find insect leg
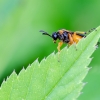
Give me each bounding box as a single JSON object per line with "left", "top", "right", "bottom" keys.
{"left": 88, "top": 28, "right": 96, "bottom": 32}
{"left": 96, "top": 40, "right": 100, "bottom": 48}
{"left": 76, "top": 33, "right": 86, "bottom": 37}
{"left": 68, "top": 33, "right": 77, "bottom": 50}
{"left": 73, "top": 43, "right": 77, "bottom": 51}
{"left": 86, "top": 28, "right": 96, "bottom": 34}
{"left": 57, "top": 41, "right": 63, "bottom": 52}
{"left": 68, "top": 33, "right": 74, "bottom": 45}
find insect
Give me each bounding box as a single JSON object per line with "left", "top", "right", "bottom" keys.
{"left": 40, "top": 28, "right": 95, "bottom": 52}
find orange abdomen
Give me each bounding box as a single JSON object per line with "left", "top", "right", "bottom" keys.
{"left": 72, "top": 33, "right": 82, "bottom": 43}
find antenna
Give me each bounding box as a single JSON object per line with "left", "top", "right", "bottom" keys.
{"left": 40, "top": 30, "right": 52, "bottom": 38}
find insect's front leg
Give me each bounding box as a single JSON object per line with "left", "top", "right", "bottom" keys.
{"left": 57, "top": 41, "right": 63, "bottom": 52}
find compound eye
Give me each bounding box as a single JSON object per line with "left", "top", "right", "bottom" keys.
{"left": 52, "top": 32, "right": 58, "bottom": 40}
{"left": 54, "top": 34, "right": 57, "bottom": 38}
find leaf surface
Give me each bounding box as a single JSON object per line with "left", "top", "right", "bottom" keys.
{"left": 0, "top": 26, "right": 100, "bottom": 100}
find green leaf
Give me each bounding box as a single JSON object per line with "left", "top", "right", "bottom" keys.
{"left": 0, "top": 26, "right": 100, "bottom": 100}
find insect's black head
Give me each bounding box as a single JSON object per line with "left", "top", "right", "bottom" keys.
{"left": 52, "top": 32, "right": 58, "bottom": 43}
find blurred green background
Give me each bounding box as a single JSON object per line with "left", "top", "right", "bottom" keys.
{"left": 0, "top": 0, "right": 100, "bottom": 100}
